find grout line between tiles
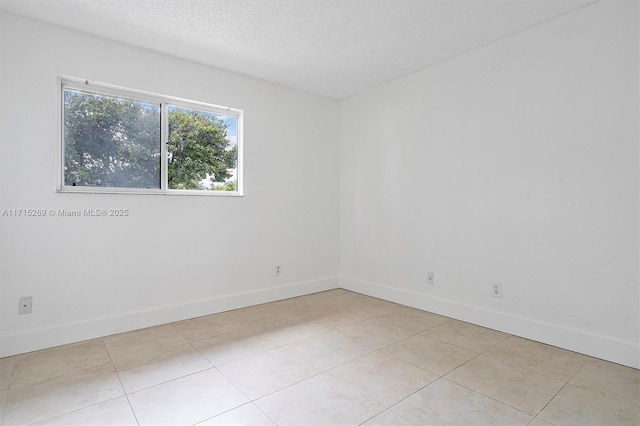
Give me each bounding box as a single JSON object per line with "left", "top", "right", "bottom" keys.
{"left": 479, "top": 348, "right": 589, "bottom": 384}
{"left": 254, "top": 401, "right": 280, "bottom": 426}
{"left": 7, "top": 360, "right": 115, "bottom": 391}
{"left": 356, "top": 405, "right": 388, "bottom": 426}
{"left": 432, "top": 351, "right": 544, "bottom": 416}
{"left": 1, "top": 357, "right": 14, "bottom": 420}
{"left": 529, "top": 413, "right": 559, "bottom": 426}
{"left": 565, "top": 359, "right": 590, "bottom": 384}
{"left": 25, "top": 395, "right": 131, "bottom": 426}
{"left": 105, "top": 337, "right": 141, "bottom": 426}
{"left": 438, "top": 374, "right": 537, "bottom": 421}
{"left": 535, "top": 381, "right": 570, "bottom": 422}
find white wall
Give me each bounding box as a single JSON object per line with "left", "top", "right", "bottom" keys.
{"left": 340, "top": 0, "right": 639, "bottom": 368}
{"left": 0, "top": 11, "right": 340, "bottom": 357}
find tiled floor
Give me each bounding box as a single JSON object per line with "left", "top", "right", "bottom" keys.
{"left": 0, "top": 289, "right": 638, "bottom": 425}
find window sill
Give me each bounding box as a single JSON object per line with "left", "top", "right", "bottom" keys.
{"left": 57, "top": 187, "right": 244, "bottom": 197}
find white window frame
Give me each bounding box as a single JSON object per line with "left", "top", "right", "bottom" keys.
{"left": 57, "top": 77, "right": 243, "bottom": 196}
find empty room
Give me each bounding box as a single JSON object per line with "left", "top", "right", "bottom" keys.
{"left": 0, "top": 0, "right": 638, "bottom": 425}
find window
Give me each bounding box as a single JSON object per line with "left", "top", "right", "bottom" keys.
{"left": 59, "top": 79, "right": 242, "bottom": 195}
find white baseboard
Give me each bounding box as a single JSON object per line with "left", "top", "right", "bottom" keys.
{"left": 4, "top": 275, "right": 637, "bottom": 369}
{"left": 340, "top": 276, "right": 640, "bottom": 369}
{"left": 0, "top": 277, "right": 338, "bottom": 358}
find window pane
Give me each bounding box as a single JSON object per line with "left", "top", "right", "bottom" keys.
{"left": 63, "top": 89, "right": 161, "bottom": 188}
{"left": 167, "top": 106, "right": 238, "bottom": 191}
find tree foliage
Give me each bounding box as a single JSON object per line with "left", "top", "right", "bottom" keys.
{"left": 64, "top": 90, "right": 237, "bottom": 190}
{"left": 64, "top": 91, "right": 160, "bottom": 188}
{"left": 167, "top": 107, "right": 237, "bottom": 190}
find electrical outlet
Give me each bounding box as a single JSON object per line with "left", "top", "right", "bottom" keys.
{"left": 427, "top": 271, "right": 434, "bottom": 285}
{"left": 19, "top": 296, "right": 32, "bottom": 314}
{"left": 491, "top": 283, "right": 503, "bottom": 298}
{"left": 275, "top": 264, "right": 282, "bottom": 276}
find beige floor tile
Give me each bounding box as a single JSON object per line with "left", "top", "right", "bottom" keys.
{"left": 569, "top": 359, "right": 640, "bottom": 407}
{"left": 320, "top": 291, "right": 403, "bottom": 318}
{"left": 115, "top": 343, "right": 212, "bottom": 393}
{"left": 2, "top": 364, "right": 124, "bottom": 425}
{"left": 337, "top": 307, "right": 445, "bottom": 345}
{"left": 0, "top": 389, "right": 7, "bottom": 425}
{"left": 327, "top": 351, "right": 438, "bottom": 406}
{"left": 9, "top": 340, "right": 111, "bottom": 388}
{"left": 290, "top": 331, "right": 374, "bottom": 370}
{"left": 445, "top": 356, "right": 564, "bottom": 415}
{"left": 294, "top": 291, "right": 341, "bottom": 311}
{"left": 255, "top": 373, "right": 386, "bottom": 425}
{"left": 0, "top": 357, "right": 15, "bottom": 391}
{"left": 345, "top": 298, "right": 404, "bottom": 319}
{"left": 361, "top": 410, "right": 414, "bottom": 426}
{"left": 263, "top": 295, "right": 309, "bottom": 310}
{"left": 392, "top": 378, "right": 533, "bottom": 425}
{"left": 484, "top": 337, "right": 589, "bottom": 382}
{"left": 197, "top": 403, "right": 276, "bottom": 425}
{"left": 104, "top": 325, "right": 188, "bottom": 365}
{"left": 539, "top": 384, "right": 640, "bottom": 425}
{"left": 229, "top": 300, "right": 304, "bottom": 329}
{"left": 172, "top": 311, "right": 249, "bottom": 342}
{"left": 382, "top": 333, "right": 477, "bottom": 375}
{"left": 304, "top": 307, "right": 370, "bottom": 330}
{"left": 528, "top": 418, "right": 555, "bottom": 426}
{"left": 309, "top": 289, "right": 373, "bottom": 309}
{"left": 424, "top": 320, "right": 508, "bottom": 353}
{"left": 34, "top": 396, "right": 137, "bottom": 425}
{"left": 217, "top": 345, "right": 325, "bottom": 399}
{"left": 303, "top": 306, "right": 345, "bottom": 321}
{"left": 337, "top": 317, "right": 419, "bottom": 349}
{"left": 378, "top": 307, "right": 450, "bottom": 332}
{"left": 6, "top": 290, "right": 635, "bottom": 426}
{"left": 251, "top": 315, "right": 329, "bottom": 345}
{"left": 192, "top": 329, "right": 280, "bottom": 366}
{"left": 221, "top": 331, "right": 372, "bottom": 399}
{"left": 128, "top": 368, "right": 248, "bottom": 426}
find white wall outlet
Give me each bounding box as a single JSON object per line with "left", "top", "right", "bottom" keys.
{"left": 491, "top": 283, "right": 503, "bottom": 298}
{"left": 275, "top": 264, "right": 282, "bottom": 276}
{"left": 19, "top": 296, "right": 32, "bottom": 314}
{"left": 427, "top": 271, "right": 435, "bottom": 285}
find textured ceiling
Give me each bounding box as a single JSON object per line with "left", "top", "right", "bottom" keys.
{"left": 0, "top": 0, "right": 598, "bottom": 99}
